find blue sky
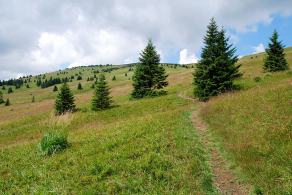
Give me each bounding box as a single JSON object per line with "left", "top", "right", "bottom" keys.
{"left": 165, "top": 13, "right": 292, "bottom": 63}
{"left": 236, "top": 14, "right": 292, "bottom": 56}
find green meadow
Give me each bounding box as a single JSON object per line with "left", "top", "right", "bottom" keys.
{"left": 0, "top": 48, "right": 291, "bottom": 194}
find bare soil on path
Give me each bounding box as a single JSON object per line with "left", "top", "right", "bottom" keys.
{"left": 178, "top": 93, "right": 250, "bottom": 194}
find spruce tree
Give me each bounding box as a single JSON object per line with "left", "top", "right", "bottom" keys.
{"left": 7, "top": 87, "right": 13, "bottom": 94}
{"left": 5, "top": 98, "right": 10, "bottom": 106}
{"left": 32, "top": 96, "right": 35, "bottom": 103}
{"left": 77, "top": 75, "right": 82, "bottom": 80}
{"left": 264, "top": 30, "right": 288, "bottom": 72}
{"left": 92, "top": 74, "right": 112, "bottom": 110}
{"left": 0, "top": 91, "right": 4, "bottom": 104}
{"left": 77, "top": 82, "right": 82, "bottom": 90}
{"left": 112, "top": 75, "right": 116, "bottom": 81}
{"left": 131, "top": 40, "right": 168, "bottom": 98}
{"left": 193, "top": 18, "right": 241, "bottom": 101}
{"left": 53, "top": 85, "right": 58, "bottom": 92}
{"left": 55, "top": 83, "right": 75, "bottom": 115}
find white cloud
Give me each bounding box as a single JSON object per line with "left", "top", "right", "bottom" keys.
{"left": 179, "top": 49, "right": 198, "bottom": 64}
{"left": 20, "top": 29, "right": 145, "bottom": 72}
{"left": 253, "top": 43, "right": 265, "bottom": 54}
{"left": 0, "top": 0, "right": 292, "bottom": 79}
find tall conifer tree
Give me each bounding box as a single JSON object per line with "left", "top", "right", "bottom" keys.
{"left": 77, "top": 82, "right": 82, "bottom": 90}
{"left": 32, "top": 96, "right": 35, "bottom": 103}
{"left": 53, "top": 85, "right": 58, "bottom": 92}
{"left": 7, "top": 87, "right": 13, "bottom": 94}
{"left": 5, "top": 98, "right": 10, "bottom": 106}
{"left": 264, "top": 30, "right": 288, "bottom": 72}
{"left": 55, "top": 83, "right": 75, "bottom": 115}
{"left": 193, "top": 18, "right": 241, "bottom": 101}
{"left": 0, "top": 91, "right": 4, "bottom": 104}
{"left": 131, "top": 40, "right": 168, "bottom": 98}
{"left": 92, "top": 74, "right": 112, "bottom": 110}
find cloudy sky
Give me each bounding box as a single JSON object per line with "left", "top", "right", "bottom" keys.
{"left": 0, "top": 0, "right": 292, "bottom": 80}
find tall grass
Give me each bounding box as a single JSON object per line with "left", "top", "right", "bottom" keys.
{"left": 201, "top": 75, "right": 292, "bottom": 194}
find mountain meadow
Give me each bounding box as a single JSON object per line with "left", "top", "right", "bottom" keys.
{"left": 0, "top": 47, "right": 291, "bottom": 194}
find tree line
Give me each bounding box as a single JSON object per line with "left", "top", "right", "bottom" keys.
{"left": 1, "top": 18, "right": 289, "bottom": 108}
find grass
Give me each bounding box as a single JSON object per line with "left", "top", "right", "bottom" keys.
{"left": 201, "top": 71, "right": 292, "bottom": 194}
{"left": 0, "top": 92, "right": 215, "bottom": 193}
{"left": 38, "top": 131, "right": 69, "bottom": 156}
{"left": 0, "top": 47, "right": 291, "bottom": 193}
{"left": 0, "top": 65, "right": 216, "bottom": 193}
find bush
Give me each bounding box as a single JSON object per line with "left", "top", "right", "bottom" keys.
{"left": 5, "top": 98, "right": 10, "bottom": 106}
{"left": 253, "top": 76, "right": 262, "bottom": 82}
{"left": 7, "top": 87, "right": 13, "bottom": 94}
{"left": 38, "top": 132, "right": 69, "bottom": 156}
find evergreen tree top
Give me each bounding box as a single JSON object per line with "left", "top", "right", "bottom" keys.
{"left": 55, "top": 82, "right": 75, "bottom": 115}
{"left": 92, "top": 74, "right": 112, "bottom": 110}
{"left": 266, "top": 30, "right": 285, "bottom": 54}
{"left": 264, "top": 30, "right": 288, "bottom": 72}
{"left": 194, "top": 17, "right": 241, "bottom": 101}
{"left": 139, "top": 39, "right": 160, "bottom": 65}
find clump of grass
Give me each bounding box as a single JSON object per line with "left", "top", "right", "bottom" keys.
{"left": 38, "top": 131, "right": 69, "bottom": 156}
{"left": 253, "top": 186, "right": 264, "bottom": 195}
{"left": 253, "top": 76, "right": 262, "bottom": 82}
{"left": 264, "top": 73, "right": 272, "bottom": 77}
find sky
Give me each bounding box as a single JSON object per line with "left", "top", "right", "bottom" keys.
{"left": 0, "top": 0, "right": 292, "bottom": 80}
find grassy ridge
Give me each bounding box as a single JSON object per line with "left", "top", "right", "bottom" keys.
{"left": 201, "top": 72, "right": 292, "bottom": 194}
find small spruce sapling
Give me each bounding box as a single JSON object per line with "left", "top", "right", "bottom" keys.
{"left": 5, "top": 98, "right": 10, "bottom": 106}
{"left": 92, "top": 74, "right": 112, "bottom": 110}
{"left": 55, "top": 83, "right": 76, "bottom": 115}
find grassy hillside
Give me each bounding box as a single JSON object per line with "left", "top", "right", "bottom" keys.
{"left": 0, "top": 47, "right": 291, "bottom": 193}
{"left": 201, "top": 49, "right": 292, "bottom": 194}
{"left": 1, "top": 65, "right": 217, "bottom": 194}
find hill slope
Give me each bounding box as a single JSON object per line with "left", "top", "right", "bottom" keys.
{"left": 201, "top": 48, "right": 292, "bottom": 194}
{"left": 0, "top": 48, "right": 291, "bottom": 193}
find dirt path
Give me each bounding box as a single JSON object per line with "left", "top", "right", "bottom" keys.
{"left": 178, "top": 93, "right": 250, "bottom": 194}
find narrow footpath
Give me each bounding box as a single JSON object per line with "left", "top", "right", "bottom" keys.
{"left": 178, "top": 93, "right": 250, "bottom": 194}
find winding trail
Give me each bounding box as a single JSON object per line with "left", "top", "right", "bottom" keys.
{"left": 178, "top": 92, "right": 250, "bottom": 194}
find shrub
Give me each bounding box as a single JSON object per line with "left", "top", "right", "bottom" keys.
{"left": 5, "top": 98, "right": 10, "bottom": 106}
{"left": 77, "top": 75, "right": 82, "bottom": 80}
{"left": 253, "top": 76, "right": 262, "bottom": 82}
{"left": 77, "top": 82, "right": 83, "bottom": 90}
{"left": 0, "top": 91, "right": 4, "bottom": 104}
{"left": 53, "top": 85, "right": 58, "bottom": 92}
{"left": 7, "top": 87, "right": 13, "bottom": 94}
{"left": 38, "top": 132, "right": 69, "bottom": 156}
